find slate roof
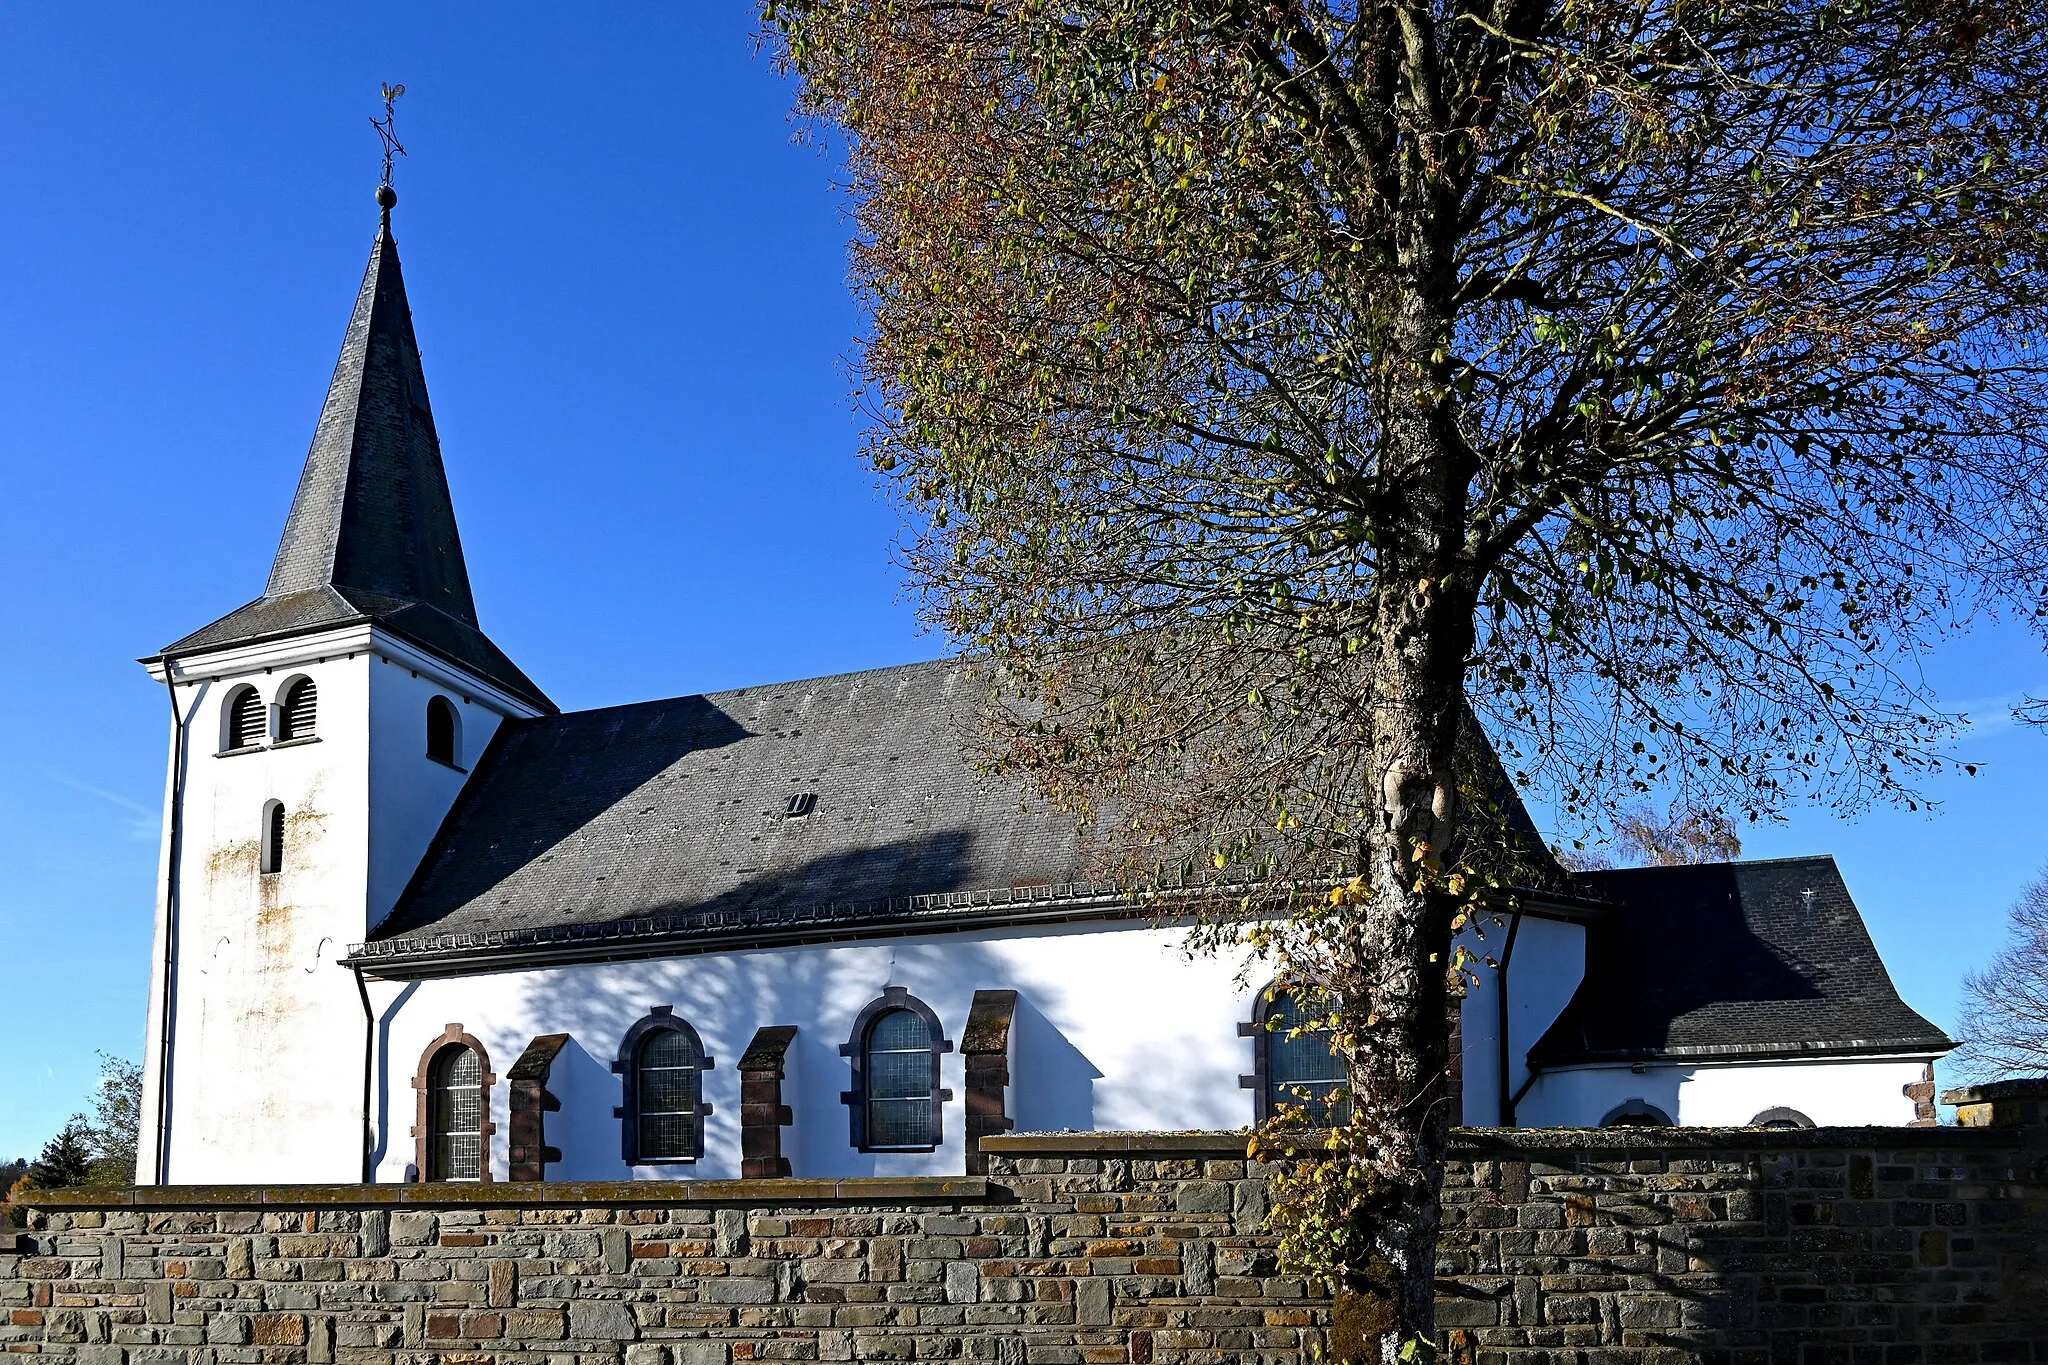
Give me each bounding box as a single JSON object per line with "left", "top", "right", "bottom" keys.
{"left": 1529, "top": 857, "right": 1952, "bottom": 1065}
{"left": 358, "top": 658, "right": 1140, "bottom": 963}
{"left": 151, "top": 205, "right": 551, "bottom": 713}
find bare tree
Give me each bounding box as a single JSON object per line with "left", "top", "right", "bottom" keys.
{"left": 1559, "top": 801, "right": 1742, "bottom": 870}
{"left": 1956, "top": 871, "right": 2048, "bottom": 1082}
{"left": 763, "top": 0, "right": 2048, "bottom": 1350}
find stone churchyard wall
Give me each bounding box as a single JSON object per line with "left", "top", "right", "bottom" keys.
{"left": 4, "top": 1081, "right": 2044, "bottom": 1365}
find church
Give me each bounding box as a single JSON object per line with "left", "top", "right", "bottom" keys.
{"left": 133, "top": 191, "right": 1954, "bottom": 1186}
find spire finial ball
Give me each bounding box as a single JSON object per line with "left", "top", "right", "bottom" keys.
{"left": 376, "top": 184, "right": 398, "bottom": 210}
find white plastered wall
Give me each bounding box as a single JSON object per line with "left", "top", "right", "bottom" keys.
{"left": 366, "top": 657, "right": 507, "bottom": 928}
{"left": 139, "top": 627, "right": 533, "bottom": 1185}
{"left": 144, "top": 648, "right": 376, "bottom": 1185}
{"left": 1454, "top": 911, "right": 1588, "bottom": 1127}
{"left": 364, "top": 918, "right": 1269, "bottom": 1182}
{"left": 1516, "top": 1055, "right": 1933, "bottom": 1127}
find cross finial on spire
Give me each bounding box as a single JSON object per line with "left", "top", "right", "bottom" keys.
{"left": 372, "top": 82, "right": 407, "bottom": 222}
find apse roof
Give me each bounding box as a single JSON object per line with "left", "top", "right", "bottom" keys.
{"left": 1530, "top": 856, "right": 1952, "bottom": 1065}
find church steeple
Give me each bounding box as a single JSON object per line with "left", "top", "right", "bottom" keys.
{"left": 155, "top": 192, "right": 552, "bottom": 713}
{"left": 266, "top": 196, "right": 477, "bottom": 624}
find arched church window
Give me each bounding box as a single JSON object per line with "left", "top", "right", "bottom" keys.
{"left": 612, "top": 1008, "right": 714, "bottom": 1164}
{"left": 840, "top": 987, "right": 951, "bottom": 1152}
{"left": 259, "top": 800, "right": 285, "bottom": 875}
{"left": 1749, "top": 1106, "right": 1814, "bottom": 1130}
{"left": 426, "top": 696, "right": 461, "bottom": 766}
{"left": 224, "top": 684, "right": 267, "bottom": 751}
{"left": 278, "top": 677, "right": 318, "bottom": 741}
{"left": 1600, "top": 1098, "right": 1674, "bottom": 1128}
{"left": 411, "top": 1026, "right": 495, "bottom": 1182}
{"left": 1241, "top": 984, "right": 1351, "bottom": 1125}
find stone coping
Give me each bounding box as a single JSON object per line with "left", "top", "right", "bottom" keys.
{"left": 1941, "top": 1077, "right": 2048, "bottom": 1103}
{"left": 983, "top": 1132, "right": 1253, "bottom": 1154}
{"left": 1450, "top": 1124, "right": 2022, "bottom": 1151}
{"left": 15, "top": 1176, "right": 988, "bottom": 1212}
{"left": 990, "top": 1126, "right": 2019, "bottom": 1156}
{"left": 14, "top": 1124, "right": 2019, "bottom": 1216}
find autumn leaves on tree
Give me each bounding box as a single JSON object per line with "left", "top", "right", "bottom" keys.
{"left": 763, "top": 0, "right": 2048, "bottom": 1351}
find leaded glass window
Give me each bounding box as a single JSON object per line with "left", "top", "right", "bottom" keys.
{"left": 636, "top": 1027, "right": 701, "bottom": 1161}
{"left": 1265, "top": 991, "right": 1351, "bottom": 1126}
{"left": 428, "top": 1045, "right": 485, "bottom": 1180}
{"left": 864, "top": 1008, "right": 933, "bottom": 1149}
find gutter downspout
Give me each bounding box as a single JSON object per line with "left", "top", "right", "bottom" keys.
{"left": 1508, "top": 1062, "right": 1544, "bottom": 1120}
{"left": 152, "top": 660, "right": 188, "bottom": 1185}
{"left": 353, "top": 965, "right": 376, "bottom": 1182}
{"left": 1496, "top": 905, "right": 1525, "bottom": 1128}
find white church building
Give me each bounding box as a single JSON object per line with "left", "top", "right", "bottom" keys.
{"left": 134, "top": 193, "right": 1954, "bottom": 1186}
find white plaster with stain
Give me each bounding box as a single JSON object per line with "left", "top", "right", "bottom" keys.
{"left": 139, "top": 625, "right": 536, "bottom": 1184}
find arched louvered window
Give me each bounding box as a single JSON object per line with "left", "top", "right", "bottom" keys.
{"left": 840, "top": 987, "right": 952, "bottom": 1152}
{"left": 1245, "top": 985, "right": 1351, "bottom": 1126}
{"left": 428, "top": 1044, "right": 487, "bottom": 1180}
{"left": 225, "top": 685, "right": 266, "bottom": 751}
{"left": 259, "top": 800, "right": 285, "bottom": 875}
{"left": 426, "top": 696, "right": 460, "bottom": 766}
{"left": 277, "top": 677, "right": 317, "bottom": 741}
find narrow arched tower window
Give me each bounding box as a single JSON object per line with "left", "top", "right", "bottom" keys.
{"left": 259, "top": 800, "right": 285, "bottom": 875}
{"left": 278, "top": 677, "right": 318, "bottom": 741}
{"left": 225, "top": 685, "right": 266, "bottom": 751}
{"left": 428, "top": 1044, "right": 487, "bottom": 1180}
{"left": 426, "top": 696, "right": 460, "bottom": 766}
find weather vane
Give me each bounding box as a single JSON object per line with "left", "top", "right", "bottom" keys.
{"left": 372, "top": 83, "right": 407, "bottom": 209}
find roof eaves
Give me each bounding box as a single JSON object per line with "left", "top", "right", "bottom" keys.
{"left": 143, "top": 607, "right": 554, "bottom": 714}
{"left": 349, "top": 876, "right": 1289, "bottom": 977}
{"left": 1532, "top": 1033, "right": 1956, "bottom": 1066}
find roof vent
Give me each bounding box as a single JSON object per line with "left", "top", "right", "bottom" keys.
{"left": 785, "top": 792, "right": 818, "bottom": 819}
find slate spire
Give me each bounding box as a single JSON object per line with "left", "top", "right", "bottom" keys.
{"left": 266, "top": 194, "right": 477, "bottom": 623}
{"left": 156, "top": 191, "right": 553, "bottom": 713}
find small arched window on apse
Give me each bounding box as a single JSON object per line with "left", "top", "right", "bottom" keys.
{"left": 841, "top": 987, "right": 952, "bottom": 1152}
{"left": 1600, "top": 1098, "right": 1675, "bottom": 1128}
{"left": 277, "top": 676, "right": 318, "bottom": 741}
{"left": 1750, "top": 1106, "right": 1815, "bottom": 1130}
{"left": 426, "top": 696, "right": 461, "bottom": 768}
{"left": 223, "top": 684, "right": 267, "bottom": 752}
{"left": 1240, "top": 983, "right": 1351, "bottom": 1126}
{"left": 259, "top": 800, "right": 285, "bottom": 875}
{"left": 412, "top": 1025, "right": 496, "bottom": 1182}
{"left": 612, "top": 1007, "right": 715, "bottom": 1164}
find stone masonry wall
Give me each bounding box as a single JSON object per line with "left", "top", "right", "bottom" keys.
{"left": 3, "top": 1082, "right": 2044, "bottom": 1365}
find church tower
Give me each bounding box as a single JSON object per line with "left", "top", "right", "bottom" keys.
{"left": 137, "top": 188, "right": 553, "bottom": 1184}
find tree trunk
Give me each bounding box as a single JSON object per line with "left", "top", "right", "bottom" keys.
{"left": 1338, "top": 210, "right": 1474, "bottom": 1355}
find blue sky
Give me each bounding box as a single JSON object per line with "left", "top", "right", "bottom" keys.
{"left": 2, "top": 4, "right": 2043, "bottom": 1160}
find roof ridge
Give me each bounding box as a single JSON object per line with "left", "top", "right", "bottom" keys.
{"left": 538, "top": 654, "right": 966, "bottom": 723}
{"left": 1581, "top": 853, "right": 1839, "bottom": 874}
